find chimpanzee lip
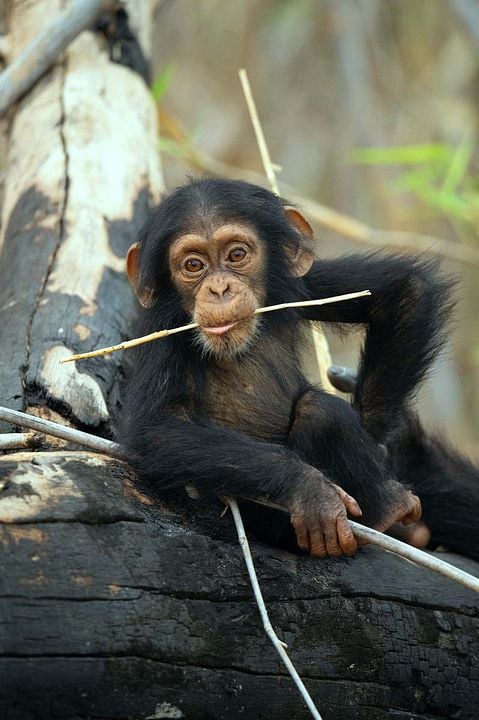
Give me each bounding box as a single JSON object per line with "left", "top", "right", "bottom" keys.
{"left": 202, "top": 322, "right": 238, "bottom": 336}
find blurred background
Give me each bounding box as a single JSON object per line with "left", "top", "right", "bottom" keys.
{"left": 150, "top": 0, "right": 479, "bottom": 455}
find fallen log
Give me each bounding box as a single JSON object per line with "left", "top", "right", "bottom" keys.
{"left": 0, "top": 451, "right": 478, "bottom": 720}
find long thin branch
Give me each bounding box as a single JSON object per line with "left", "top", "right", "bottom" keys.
{"left": 0, "top": 432, "right": 37, "bottom": 450}
{"left": 60, "top": 291, "right": 371, "bottom": 364}
{"left": 0, "top": 406, "right": 122, "bottom": 457}
{"left": 350, "top": 521, "right": 479, "bottom": 592}
{"left": 0, "top": 0, "right": 117, "bottom": 117}
{"left": 227, "top": 497, "right": 323, "bottom": 720}
{"left": 1, "top": 404, "right": 478, "bottom": 593}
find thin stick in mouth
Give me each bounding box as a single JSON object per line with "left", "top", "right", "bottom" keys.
{"left": 60, "top": 290, "right": 371, "bottom": 363}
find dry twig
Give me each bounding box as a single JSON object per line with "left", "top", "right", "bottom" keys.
{"left": 238, "top": 68, "right": 280, "bottom": 195}
{"left": 0, "top": 432, "right": 37, "bottom": 451}
{"left": 0, "top": 406, "right": 122, "bottom": 457}
{"left": 238, "top": 68, "right": 336, "bottom": 394}
{"left": 0, "top": 0, "right": 117, "bottom": 117}
{"left": 60, "top": 291, "right": 370, "bottom": 363}
{"left": 227, "top": 497, "right": 324, "bottom": 720}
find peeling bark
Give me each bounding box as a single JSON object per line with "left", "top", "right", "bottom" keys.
{"left": 0, "top": 1, "right": 163, "bottom": 431}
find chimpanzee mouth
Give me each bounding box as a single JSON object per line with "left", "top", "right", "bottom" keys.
{"left": 195, "top": 316, "right": 259, "bottom": 360}
{"left": 202, "top": 322, "right": 238, "bottom": 336}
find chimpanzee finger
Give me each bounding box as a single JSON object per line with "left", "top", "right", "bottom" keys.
{"left": 388, "top": 520, "right": 431, "bottom": 548}
{"left": 337, "top": 514, "right": 358, "bottom": 556}
{"left": 309, "top": 527, "right": 327, "bottom": 558}
{"left": 401, "top": 494, "right": 422, "bottom": 525}
{"left": 323, "top": 519, "right": 343, "bottom": 557}
{"left": 332, "top": 484, "right": 362, "bottom": 517}
{"left": 290, "top": 514, "right": 310, "bottom": 552}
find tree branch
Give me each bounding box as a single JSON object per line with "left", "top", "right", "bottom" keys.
{"left": 0, "top": 0, "right": 118, "bottom": 116}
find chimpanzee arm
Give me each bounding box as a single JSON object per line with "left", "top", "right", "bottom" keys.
{"left": 126, "top": 412, "right": 307, "bottom": 498}
{"left": 122, "top": 411, "right": 363, "bottom": 557}
{"left": 301, "top": 253, "right": 454, "bottom": 441}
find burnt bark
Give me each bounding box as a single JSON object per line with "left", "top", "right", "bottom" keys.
{"left": 0, "top": 452, "right": 478, "bottom": 720}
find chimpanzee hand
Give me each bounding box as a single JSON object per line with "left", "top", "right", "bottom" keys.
{"left": 288, "top": 470, "right": 363, "bottom": 558}
{"left": 372, "top": 481, "right": 422, "bottom": 533}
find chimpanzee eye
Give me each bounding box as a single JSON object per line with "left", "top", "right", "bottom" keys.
{"left": 184, "top": 257, "right": 204, "bottom": 273}
{"left": 228, "top": 247, "right": 247, "bottom": 263}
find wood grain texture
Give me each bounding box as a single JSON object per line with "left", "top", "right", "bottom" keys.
{"left": 0, "top": 1, "right": 163, "bottom": 431}
{"left": 0, "top": 452, "right": 477, "bottom": 720}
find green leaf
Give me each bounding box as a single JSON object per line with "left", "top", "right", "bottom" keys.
{"left": 441, "top": 137, "right": 474, "bottom": 194}
{"left": 158, "top": 136, "right": 191, "bottom": 159}
{"left": 151, "top": 64, "right": 174, "bottom": 102}
{"left": 350, "top": 144, "right": 452, "bottom": 166}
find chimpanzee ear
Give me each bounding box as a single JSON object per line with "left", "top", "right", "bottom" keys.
{"left": 126, "top": 243, "right": 155, "bottom": 308}
{"left": 283, "top": 206, "right": 314, "bottom": 277}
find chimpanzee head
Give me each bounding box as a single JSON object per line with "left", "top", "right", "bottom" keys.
{"left": 127, "top": 178, "right": 314, "bottom": 358}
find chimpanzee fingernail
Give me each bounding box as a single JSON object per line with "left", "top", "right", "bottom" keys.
{"left": 328, "top": 365, "right": 344, "bottom": 376}
{"left": 351, "top": 499, "right": 362, "bottom": 515}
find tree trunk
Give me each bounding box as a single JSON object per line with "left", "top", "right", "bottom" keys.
{"left": 0, "top": 0, "right": 163, "bottom": 433}
{"left": 0, "top": 3, "right": 478, "bottom": 720}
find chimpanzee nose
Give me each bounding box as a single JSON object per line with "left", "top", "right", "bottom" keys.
{"left": 208, "top": 276, "right": 231, "bottom": 300}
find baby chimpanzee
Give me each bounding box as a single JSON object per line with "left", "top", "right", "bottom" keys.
{"left": 121, "top": 178, "right": 479, "bottom": 560}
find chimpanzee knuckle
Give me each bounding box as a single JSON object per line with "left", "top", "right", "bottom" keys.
{"left": 310, "top": 541, "right": 327, "bottom": 559}
{"left": 327, "top": 546, "right": 344, "bottom": 558}
{"left": 324, "top": 533, "right": 342, "bottom": 557}
{"left": 301, "top": 515, "right": 317, "bottom": 533}
{"left": 290, "top": 515, "right": 300, "bottom": 530}
{"left": 338, "top": 521, "right": 357, "bottom": 555}
{"left": 308, "top": 528, "right": 324, "bottom": 552}
{"left": 324, "top": 504, "right": 345, "bottom": 523}
{"left": 331, "top": 483, "right": 346, "bottom": 499}
{"left": 338, "top": 519, "right": 353, "bottom": 538}
{"left": 293, "top": 523, "right": 310, "bottom": 550}
{"left": 342, "top": 537, "right": 358, "bottom": 556}
{"left": 297, "top": 536, "right": 309, "bottom": 551}
{"left": 321, "top": 513, "right": 334, "bottom": 526}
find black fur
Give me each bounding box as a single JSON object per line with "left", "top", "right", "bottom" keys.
{"left": 388, "top": 416, "right": 479, "bottom": 559}
{"left": 120, "top": 178, "right": 479, "bottom": 559}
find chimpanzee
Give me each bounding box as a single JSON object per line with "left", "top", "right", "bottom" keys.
{"left": 120, "top": 177, "right": 479, "bottom": 560}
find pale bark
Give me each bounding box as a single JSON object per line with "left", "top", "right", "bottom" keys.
{"left": 0, "top": 0, "right": 164, "bottom": 430}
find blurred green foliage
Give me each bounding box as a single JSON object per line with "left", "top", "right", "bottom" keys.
{"left": 352, "top": 140, "right": 479, "bottom": 231}
{"left": 151, "top": 64, "right": 174, "bottom": 102}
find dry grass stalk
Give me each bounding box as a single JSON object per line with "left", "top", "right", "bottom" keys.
{"left": 60, "top": 291, "right": 371, "bottom": 364}
{"left": 238, "top": 68, "right": 336, "bottom": 393}
{"left": 238, "top": 68, "right": 280, "bottom": 195}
